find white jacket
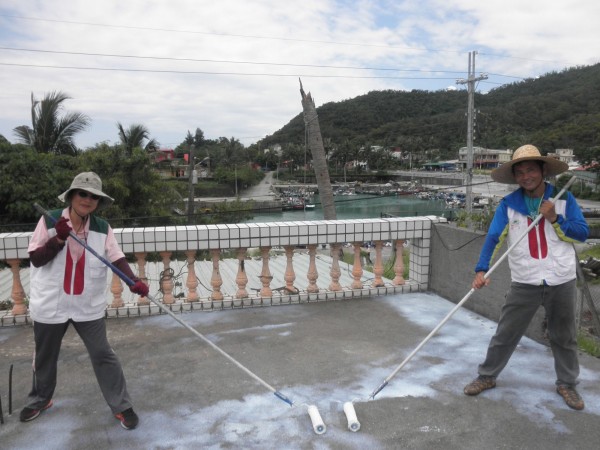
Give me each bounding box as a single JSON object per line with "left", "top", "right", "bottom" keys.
{"left": 29, "top": 213, "right": 111, "bottom": 323}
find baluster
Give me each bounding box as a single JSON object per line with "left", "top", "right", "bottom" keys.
{"left": 393, "top": 240, "right": 406, "bottom": 285}
{"left": 160, "top": 251, "right": 174, "bottom": 304}
{"left": 307, "top": 244, "right": 319, "bottom": 293}
{"left": 110, "top": 273, "right": 124, "bottom": 308}
{"left": 329, "top": 243, "right": 342, "bottom": 291}
{"left": 210, "top": 249, "right": 224, "bottom": 301}
{"left": 134, "top": 252, "right": 149, "bottom": 305}
{"left": 259, "top": 246, "right": 273, "bottom": 297}
{"left": 371, "top": 240, "right": 384, "bottom": 287}
{"left": 185, "top": 250, "right": 199, "bottom": 302}
{"left": 235, "top": 248, "right": 249, "bottom": 298}
{"left": 7, "top": 259, "right": 27, "bottom": 315}
{"left": 351, "top": 242, "right": 363, "bottom": 289}
{"left": 284, "top": 245, "right": 298, "bottom": 294}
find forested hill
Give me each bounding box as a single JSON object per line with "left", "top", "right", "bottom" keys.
{"left": 258, "top": 63, "right": 600, "bottom": 159}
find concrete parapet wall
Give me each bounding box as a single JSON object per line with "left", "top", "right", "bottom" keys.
{"left": 429, "top": 223, "right": 546, "bottom": 344}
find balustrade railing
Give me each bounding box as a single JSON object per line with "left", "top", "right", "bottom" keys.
{"left": 0, "top": 216, "right": 444, "bottom": 325}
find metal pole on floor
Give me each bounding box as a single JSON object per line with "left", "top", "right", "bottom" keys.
{"left": 8, "top": 364, "right": 13, "bottom": 415}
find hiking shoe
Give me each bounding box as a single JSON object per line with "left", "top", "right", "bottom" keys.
{"left": 556, "top": 385, "right": 585, "bottom": 410}
{"left": 464, "top": 376, "right": 496, "bottom": 396}
{"left": 19, "top": 399, "right": 53, "bottom": 422}
{"left": 115, "top": 407, "right": 139, "bottom": 430}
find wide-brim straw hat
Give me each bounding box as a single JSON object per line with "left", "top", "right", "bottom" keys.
{"left": 491, "top": 144, "right": 569, "bottom": 184}
{"left": 58, "top": 171, "right": 114, "bottom": 210}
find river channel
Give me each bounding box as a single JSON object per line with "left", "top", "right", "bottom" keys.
{"left": 248, "top": 193, "right": 453, "bottom": 223}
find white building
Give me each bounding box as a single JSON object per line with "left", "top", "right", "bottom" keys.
{"left": 458, "top": 147, "right": 512, "bottom": 170}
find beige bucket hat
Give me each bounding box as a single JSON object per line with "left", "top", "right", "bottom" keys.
{"left": 58, "top": 171, "right": 114, "bottom": 210}
{"left": 491, "top": 144, "right": 569, "bottom": 184}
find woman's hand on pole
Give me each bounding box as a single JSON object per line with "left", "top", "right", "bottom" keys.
{"left": 130, "top": 280, "right": 149, "bottom": 297}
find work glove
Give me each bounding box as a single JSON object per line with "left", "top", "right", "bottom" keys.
{"left": 130, "top": 280, "right": 149, "bottom": 297}
{"left": 55, "top": 217, "right": 72, "bottom": 241}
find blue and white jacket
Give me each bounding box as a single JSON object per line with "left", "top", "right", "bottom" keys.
{"left": 475, "top": 183, "right": 588, "bottom": 286}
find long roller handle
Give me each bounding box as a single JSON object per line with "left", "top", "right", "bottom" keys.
{"left": 370, "top": 176, "right": 578, "bottom": 399}
{"left": 32, "top": 203, "right": 294, "bottom": 407}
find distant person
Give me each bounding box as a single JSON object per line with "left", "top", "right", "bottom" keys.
{"left": 20, "top": 172, "right": 149, "bottom": 429}
{"left": 464, "top": 145, "right": 589, "bottom": 410}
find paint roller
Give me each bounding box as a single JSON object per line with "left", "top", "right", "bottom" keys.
{"left": 307, "top": 405, "right": 326, "bottom": 434}
{"left": 32, "top": 203, "right": 296, "bottom": 409}
{"left": 343, "top": 401, "right": 360, "bottom": 432}
{"left": 32, "top": 204, "right": 334, "bottom": 435}
{"left": 369, "top": 175, "right": 578, "bottom": 400}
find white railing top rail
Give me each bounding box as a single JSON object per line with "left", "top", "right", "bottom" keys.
{"left": 0, "top": 216, "right": 444, "bottom": 259}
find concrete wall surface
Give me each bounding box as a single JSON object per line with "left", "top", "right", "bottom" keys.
{"left": 429, "top": 223, "right": 547, "bottom": 343}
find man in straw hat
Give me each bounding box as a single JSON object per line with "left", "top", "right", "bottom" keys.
{"left": 463, "top": 145, "right": 589, "bottom": 410}
{"left": 20, "top": 172, "right": 149, "bottom": 429}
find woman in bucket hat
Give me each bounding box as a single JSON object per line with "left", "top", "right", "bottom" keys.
{"left": 463, "top": 145, "right": 589, "bottom": 410}
{"left": 20, "top": 172, "right": 148, "bottom": 429}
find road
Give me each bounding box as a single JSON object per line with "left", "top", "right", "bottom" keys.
{"left": 239, "top": 170, "right": 277, "bottom": 201}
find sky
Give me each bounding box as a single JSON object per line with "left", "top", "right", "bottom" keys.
{"left": 1, "top": 0, "right": 599, "bottom": 150}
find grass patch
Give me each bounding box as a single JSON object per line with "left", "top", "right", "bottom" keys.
{"left": 579, "top": 245, "right": 600, "bottom": 260}
{"left": 578, "top": 330, "right": 600, "bottom": 358}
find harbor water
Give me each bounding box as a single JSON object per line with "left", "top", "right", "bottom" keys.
{"left": 249, "top": 193, "right": 453, "bottom": 223}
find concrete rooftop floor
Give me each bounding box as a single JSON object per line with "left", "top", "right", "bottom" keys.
{"left": 1, "top": 292, "right": 600, "bottom": 450}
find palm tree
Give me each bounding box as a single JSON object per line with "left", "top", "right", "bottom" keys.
{"left": 117, "top": 122, "right": 159, "bottom": 155}
{"left": 13, "top": 91, "right": 90, "bottom": 155}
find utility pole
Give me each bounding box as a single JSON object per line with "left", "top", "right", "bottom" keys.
{"left": 234, "top": 166, "right": 238, "bottom": 197}
{"left": 187, "top": 144, "right": 195, "bottom": 223}
{"left": 456, "top": 51, "right": 487, "bottom": 215}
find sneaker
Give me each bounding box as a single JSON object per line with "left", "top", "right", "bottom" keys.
{"left": 115, "top": 407, "right": 139, "bottom": 430}
{"left": 556, "top": 385, "right": 585, "bottom": 410}
{"left": 19, "top": 399, "right": 53, "bottom": 422}
{"left": 464, "top": 376, "right": 496, "bottom": 396}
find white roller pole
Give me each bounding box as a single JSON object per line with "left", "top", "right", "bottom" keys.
{"left": 307, "top": 405, "right": 326, "bottom": 435}
{"left": 343, "top": 402, "right": 361, "bottom": 432}
{"left": 369, "top": 176, "right": 578, "bottom": 399}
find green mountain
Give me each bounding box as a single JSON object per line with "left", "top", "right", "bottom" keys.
{"left": 258, "top": 63, "right": 600, "bottom": 160}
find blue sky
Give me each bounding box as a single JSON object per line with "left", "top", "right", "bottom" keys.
{"left": 1, "top": 0, "right": 599, "bottom": 149}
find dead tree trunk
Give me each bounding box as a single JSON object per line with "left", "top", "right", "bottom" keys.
{"left": 299, "top": 79, "right": 337, "bottom": 220}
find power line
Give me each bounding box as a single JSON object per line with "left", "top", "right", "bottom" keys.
{"left": 0, "top": 62, "right": 463, "bottom": 80}
{"left": 0, "top": 14, "right": 464, "bottom": 54}
{"left": 0, "top": 14, "right": 585, "bottom": 68}
{"left": 0, "top": 46, "right": 469, "bottom": 75}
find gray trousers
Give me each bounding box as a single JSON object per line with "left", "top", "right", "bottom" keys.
{"left": 26, "top": 318, "right": 132, "bottom": 414}
{"left": 478, "top": 279, "right": 579, "bottom": 386}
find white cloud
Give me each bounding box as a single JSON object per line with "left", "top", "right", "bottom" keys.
{"left": 1, "top": 0, "right": 599, "bottom": 149}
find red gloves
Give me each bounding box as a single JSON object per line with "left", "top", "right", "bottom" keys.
{"left": 130, "top": 280, "right": 149, "bottom": 297}
{"left": 55, "top": 217, "right": 72, "bottom": 241}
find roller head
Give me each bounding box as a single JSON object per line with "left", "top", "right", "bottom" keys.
{"left": 343, "top": 401, "right": 361, "bottom": 432}
{"left": 307, "top": 405, "right": 326, "bottom": 435}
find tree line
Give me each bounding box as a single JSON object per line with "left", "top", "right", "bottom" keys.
{"left": 0, "top": 92, "right": 263, "bottom": 228}
{"left": 3, "top": 62, "right": 600, "bottom": 228}
{"left": 257, "top": 63, "right": 600, "bottom": 165}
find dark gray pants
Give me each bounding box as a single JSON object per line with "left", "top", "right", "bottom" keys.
{"left": 478, "top": 280, "right": 579, "bottom": 386}
{"left": 26, "top": 318, "right": 132, "bottom": 414}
